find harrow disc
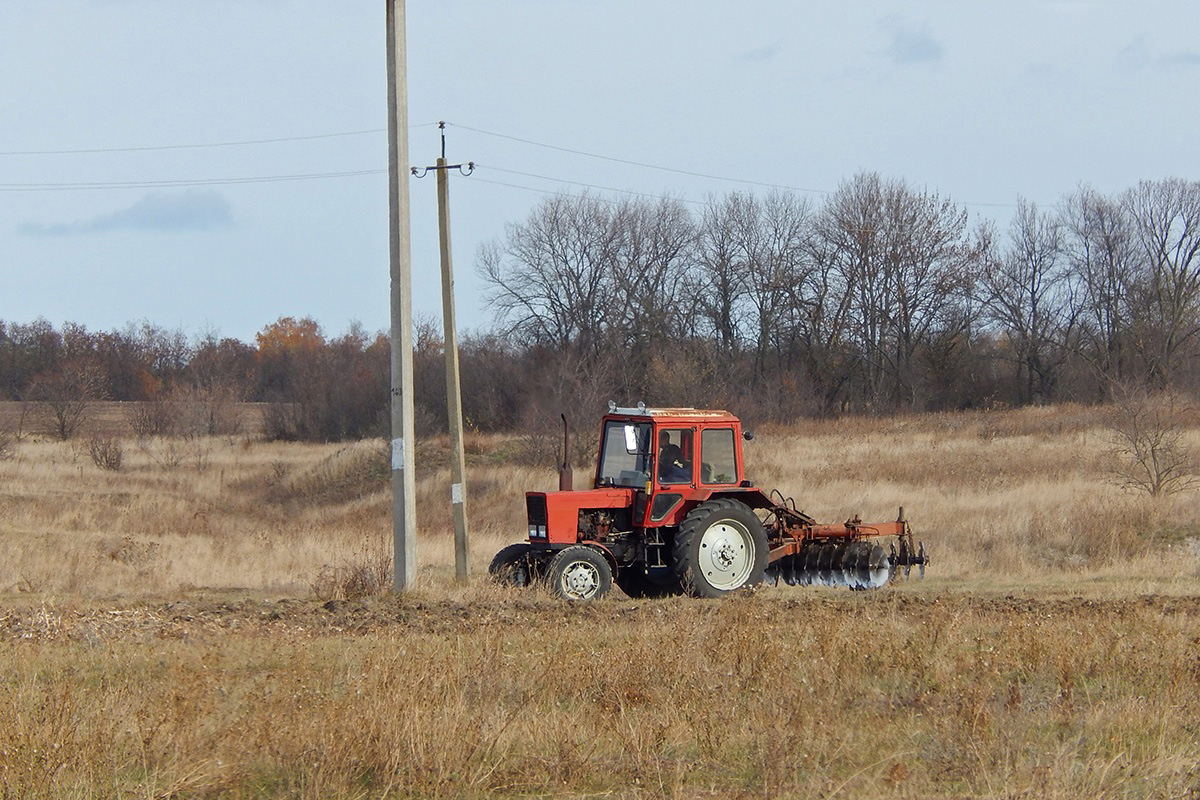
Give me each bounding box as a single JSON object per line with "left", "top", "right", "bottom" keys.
{"left": 782, "top": 554, "right": 798, "bottom": 586}
{"left": 775, "top": 541, "right": 891, "bottom": 590}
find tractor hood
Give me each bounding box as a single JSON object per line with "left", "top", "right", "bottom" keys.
{"left": 526, "top": 488, "right": 636, "bottom": 545}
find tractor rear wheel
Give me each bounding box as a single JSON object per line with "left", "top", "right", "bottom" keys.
{"left": 489, "top": 543, "right": 533, "bottom": 588}
{"left": 546, "top": 546, "right": 612, "bottom": 601}
{"left": 673, "top": 498, "right": 768, "bottom": 598}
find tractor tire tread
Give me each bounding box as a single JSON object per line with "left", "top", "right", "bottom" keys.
{"left": 672, "top": 498, "right": 768, "bottom": 598}
{"left": 489, "top": 542, "right": 532, "bottom": 587}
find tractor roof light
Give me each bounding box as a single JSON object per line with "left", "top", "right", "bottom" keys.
{"left": 607, "top": 401, "right": 651, "bottom": 416}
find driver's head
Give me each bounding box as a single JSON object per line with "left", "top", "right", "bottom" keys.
{"left": 658, "top": 431, "right": 670, "bottom": 448}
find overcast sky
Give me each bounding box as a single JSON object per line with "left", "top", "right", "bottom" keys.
{"left": 2, "top": 1, "right": 1198, "bottom": 343}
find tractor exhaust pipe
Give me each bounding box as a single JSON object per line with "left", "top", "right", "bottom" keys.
{"left": 559, "top": 413, "right": 573, "bottom": 491}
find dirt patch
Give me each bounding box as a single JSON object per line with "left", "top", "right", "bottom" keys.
{"left": 4, "top": 591, "right": 1199, "bottom": 644}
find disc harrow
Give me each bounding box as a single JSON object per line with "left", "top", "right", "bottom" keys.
{"left": 761, "top": 497, "right": 928, "bottom": 590}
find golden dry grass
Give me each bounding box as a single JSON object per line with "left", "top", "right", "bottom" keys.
{"left": 1, "top": 403, "right": 1200, "bottom": 798}
{"left": 2, "top": 403, "right": 1197, "bottom": 599}
{"left": 3, "top": 594, "right": 1199, "bottom": 798}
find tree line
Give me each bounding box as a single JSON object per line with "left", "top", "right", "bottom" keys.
{"left": 482, "top": 172, "right": 1200, "bottom": 422}
{"left": 0, "top": 317, "right": 392, "bottom": 441}
{"left": 3, "top": 171, "right": 1198, "bottom": 442}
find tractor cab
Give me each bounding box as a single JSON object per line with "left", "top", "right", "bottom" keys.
{"left": 596, "top": 405, "right": 748, "bottom": 495}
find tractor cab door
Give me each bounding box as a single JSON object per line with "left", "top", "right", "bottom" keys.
{"left": 643, "top": 426, "right": 694, "bottom": 526}
{"left": 643, "top": 423, "right": 744, "bottom": 527}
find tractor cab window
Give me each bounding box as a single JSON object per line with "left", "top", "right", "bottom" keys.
{"left": 700, "top": 428, "right": 738, "bottom": 485}
{"left": 657, "top": 428, "right": 692, "bottom": 484}
{"left": 597, "top": 420, "right": 653, "bottom": 488}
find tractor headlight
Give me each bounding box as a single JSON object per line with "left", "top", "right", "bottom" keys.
{"left": 528, "top": 524, "right": 547, "bottom": 539}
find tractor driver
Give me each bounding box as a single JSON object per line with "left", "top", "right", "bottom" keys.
{"left": 658, "top": 431, "right": 689, "bottom": 483}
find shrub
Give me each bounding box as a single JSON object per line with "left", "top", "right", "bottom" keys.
{"left": 128, "top": 399, "right": 177, "bottom": 437}
{"left": 86, "top": 434, "right": 123, "bottom": 471}
{"left": 311, "top": 550, "right": 392, "bottom": 601}
{"left": 1108, "top": 385, "right": 1199, "bottom": 497}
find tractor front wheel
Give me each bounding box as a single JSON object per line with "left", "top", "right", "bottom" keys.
{"left": 489, "top": 543, "right": 533, "bottom": 588}
{"left": 546, "top": 546, "right": 612, "bottom": 601}
{"left": 673, "top": 499, "right": 768, "bottom": 598}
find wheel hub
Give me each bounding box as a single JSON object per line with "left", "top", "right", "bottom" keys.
{"left": 699, "top": 521, "right": 752, "bottom": 589}
{"left": 562, "top": 562, "right": 599, "bottom": 598}
{"left": 713, "top": 540, "right": 737, "bottom": 568}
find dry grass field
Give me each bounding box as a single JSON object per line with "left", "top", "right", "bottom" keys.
{"left": 2, "top": 403, "right": 1199, "bottom": 798}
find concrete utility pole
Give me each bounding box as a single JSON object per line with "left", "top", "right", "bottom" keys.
{"left": 386, "top": 0, "right": 417, "bottom": 591}
{"left": 414, "top": 123, "right": 474, "bottom": 582}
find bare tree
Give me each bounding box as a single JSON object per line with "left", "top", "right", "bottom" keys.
{"left": 481, "top": 193, "right": 705, "bottom": 409}
{"left": 979, "top": 199, "right": 1074, "bottom": 404}
{"left": 0, "top": 318, "right": 63, "bottom": 401}
{"left": 29, "top": 360, "right": 106, "bottom": 440}
{"left": 788, "top": 228, "right": 859, "bottom": 413}
{"left": 1123, "top": 178, "right": 1200, "bottom": 387}
{"left": 817, "top": 172, "right": 973, "bottom": 409}
{"left": 609, "top": 196, "right": 696, "bottom": 395}
{"left": 692, "top": 194, "right": 752, "bottom": 355}
{"left": 479, "top": 193, "right": 623, "bottom": 357}
{"left": 1062, "top": 185, "right": 1138, "bottom": 387}
{"left": 735, "top": 191, "right": 814, "bottom": 379}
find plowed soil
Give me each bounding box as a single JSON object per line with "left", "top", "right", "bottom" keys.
{"left": 6, "top": 590, "right": 1199, "bottom": 643}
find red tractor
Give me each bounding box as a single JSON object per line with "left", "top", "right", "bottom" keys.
{"left": 490, "top": 404, "right": 927, "bottom": 600}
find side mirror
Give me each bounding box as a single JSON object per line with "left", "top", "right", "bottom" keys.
{"left": 623, "top": 424, "right": 640, "bottom": 453}
{"left": 742, "top": 430, "right": 755, "bottom": 441}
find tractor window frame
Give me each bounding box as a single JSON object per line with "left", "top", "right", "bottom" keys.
{"left": 656, "top": 427, "right": 692, "bottom": 485}
{"left": 596, "top": 420, "right": 653, "bottom": 488}
{"left": 698, "top": 427, "right": 739, "bottom": 486}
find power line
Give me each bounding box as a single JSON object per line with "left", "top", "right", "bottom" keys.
{"left": 451, "top": 121, "right": 1025, "bottom": 211}
{"left": 0, "top": 117, "right": 1026, "bottom": 210}
{"left": 471, "top": 175, "right": 712, "bottom": 211}
{"left": 450, "top": 122, "right": 830, "bottom": 196}
{"left": 0, "top": 123, "right": 435, "bottom": 157}
{"left": 0, "top": 168, "right": 385, "bottom": 192}
{"left": 470, "top": 175, "right": 559, "bottom": 196}
{"left": 475, "top": 165, "right": 705, "bottom": 206}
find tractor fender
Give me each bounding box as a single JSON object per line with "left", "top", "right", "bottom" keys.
{"left": 644, "top": 487, "right": 775, "bottom": 528}
{"left": 575, "top": 541, "right": 620, "bottom": 575}
{"left": 704, "top": 488, "right": 775, "bottom": 511}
